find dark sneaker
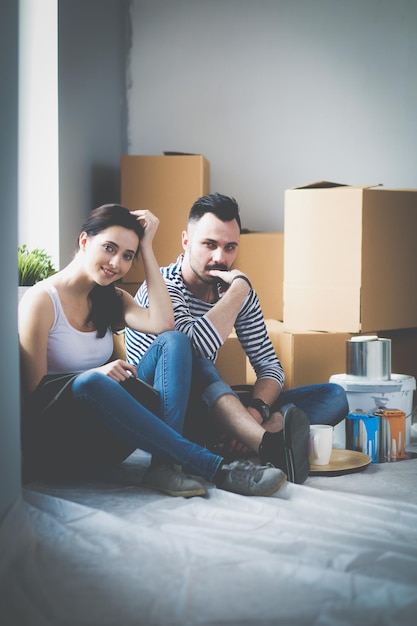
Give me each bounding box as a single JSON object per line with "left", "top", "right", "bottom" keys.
{"left": 259, "top": 404, "right": 310, "bottom": 484}
{"left": 280, "top": 404, "right": 310, "bottom": 484}
{"left": 217, "top": 460, "right": 287, "bottom": 496}
{"left": 142, "top": 464, "right": 207, "bottom": 497}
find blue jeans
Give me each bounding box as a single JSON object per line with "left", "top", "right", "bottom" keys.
{"left": 42, "top": 331, "right": 223, "bottom": 482}
{"left": 272, "top": 383, "right": 348, "bottom": 425}
{"left": 184, "top": 356, "right": 348, "bottom": 443}
{"left": 134, "top": 330, "right": 192, "bottom": 435}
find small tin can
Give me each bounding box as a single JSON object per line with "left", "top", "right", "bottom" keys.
{"left": 346, "top": 336, "right": 391, "bottom": 380}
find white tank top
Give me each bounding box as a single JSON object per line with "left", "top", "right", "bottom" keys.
{"left": 38, "top": 280, "right": 114, "bottom": 374}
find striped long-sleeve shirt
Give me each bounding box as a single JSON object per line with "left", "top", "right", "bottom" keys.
{"left": 125, "top": 254, "right": 285, "bottom": 389}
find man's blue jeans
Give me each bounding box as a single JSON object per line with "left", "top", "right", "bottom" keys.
{"left": 184, "top": 355, "right": 349, "bottom": 444}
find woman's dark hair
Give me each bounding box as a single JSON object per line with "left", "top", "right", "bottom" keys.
{"left": 79, "top": 204, "right": 144, "bottom": 338}
{"left": 188, "top": 192, "right": 241, "bottom": 232}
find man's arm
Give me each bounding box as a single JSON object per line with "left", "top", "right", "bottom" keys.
{"left": 251, "top": 377, "right": 282, "bottom": 411}
{"left": 234, "top": 296, "right": 285, "bottom": 413}
{"left": 167, "top": 283, "right": 224, "bottom": 360}
{"left": 204, "top": 273, "right": 251, "bottom": 342}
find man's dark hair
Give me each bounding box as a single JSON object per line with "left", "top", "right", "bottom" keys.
{"left": 188, "top": 193, "right": 241, "bottom": 232}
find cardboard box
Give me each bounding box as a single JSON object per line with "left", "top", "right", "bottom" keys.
{"left": 121, "top": 154, "right": 209, "bottom": 283}
{"left": 266, "top": 321, "right": 351, "bottom": 390}
{"left": 283, "top": 182, "right": 417, "bottom": 332}
{"left": 215, "top": 320, "right": 351, "bottom": 390}
{"left": 378, "top": 328, "right": 417, "bottom": 384}
{"left": 216, "top": 334, "right": 249, "bottom": 386}
{"left": 216, "top": 322, "right": 287, "bottom": 387}
{"left": 233, "top": 232, "right": 283, "bottom": 320}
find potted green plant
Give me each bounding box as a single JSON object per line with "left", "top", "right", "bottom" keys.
{"left": 18, "top": 245, "right": 56, "bottom": 297}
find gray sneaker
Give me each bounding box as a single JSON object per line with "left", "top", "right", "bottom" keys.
{"left": 142, "top": 463, "right": 207, "bottom": 497}
{"left": 217, "top": 460, "right": 287, "bottom": 496}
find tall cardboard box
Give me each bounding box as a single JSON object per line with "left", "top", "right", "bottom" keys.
{"left": 283, "top": 183, "right": 417, "bottom": 333}
{"left": 233, "top": 232, "right": 283, "bottom": 320}
{"left": 121, "top": 154, "right": 209, "bottom": 284}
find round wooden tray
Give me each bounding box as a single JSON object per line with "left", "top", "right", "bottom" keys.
{"left": 309, "top": 448, "right": 372, "bottom": 476}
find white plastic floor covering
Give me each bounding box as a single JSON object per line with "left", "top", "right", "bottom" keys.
{"left": 2, "top": 442, "right": 417, "bottom": 626}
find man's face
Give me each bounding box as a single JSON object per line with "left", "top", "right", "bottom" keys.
{"left": 182, "top": 213, "right": 240, "bottom": 284}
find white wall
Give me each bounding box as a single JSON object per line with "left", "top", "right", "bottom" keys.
{"left": 19, "top": 0, "right": 59, "bottom": 268}
{"left": 127, "top": 0, "right": 417, "bottom": 231}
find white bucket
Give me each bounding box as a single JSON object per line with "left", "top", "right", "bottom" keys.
{"left": 330, "top": 373, "right": 416, "bottom": 446}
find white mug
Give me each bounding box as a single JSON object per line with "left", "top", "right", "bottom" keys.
{"left": 309, "top": 424, "right": 333, "bottom": 466}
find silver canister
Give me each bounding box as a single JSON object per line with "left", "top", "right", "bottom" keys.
{"left": 346, "top": 336, "right": 391, "bottom": 381}
{"left": 378, "top": 410, "right": 406, "bottom": 461}
{"left": 346, "top": 412, "right": 381, "bottom": 463}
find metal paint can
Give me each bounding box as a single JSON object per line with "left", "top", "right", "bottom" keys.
{"left": 346, "top": 336, "right": 391, "bottom": 380}
{"left": 346, "top": 412, "right": 381, "bottom": 463}
{"left": 377, "top": 409, "right": 406, "bottom": 461}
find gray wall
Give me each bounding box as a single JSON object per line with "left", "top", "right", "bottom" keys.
{"left": 0, "top": 0, "right": 21, "bottom": 521}
{"left": 127, "top": 0, "right": 417, "bottom": 231}
{"left": 58, "top": 0, "right": 130, "bottom": 266}
{"left": 0, "top": 0, "right": 129, "bottom": 521}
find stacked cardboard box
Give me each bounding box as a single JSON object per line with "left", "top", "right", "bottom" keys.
{"left": 283, "top": 182, "right": 417, "bottom": 333}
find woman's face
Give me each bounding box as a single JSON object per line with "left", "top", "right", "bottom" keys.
{"left": 80, "top": 225, "right": 139, "bottom": 285}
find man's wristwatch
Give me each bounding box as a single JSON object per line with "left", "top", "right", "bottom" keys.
{"left": 249, "top": 398, "right": 271, "bottom": 423}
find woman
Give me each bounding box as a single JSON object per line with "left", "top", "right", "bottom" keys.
{"left": 19, "top": 204, "right": 286, "bottom": 498}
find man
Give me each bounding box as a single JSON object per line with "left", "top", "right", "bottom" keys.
{"left": 126, "top": 193, "right": 348, "bottom": 484}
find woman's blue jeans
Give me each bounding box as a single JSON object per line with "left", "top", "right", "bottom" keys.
{"left": 71, "top": 331, "right": 223, "bottom": 481}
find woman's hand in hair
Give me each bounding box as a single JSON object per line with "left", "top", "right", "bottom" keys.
{"left": 129, "top": 209, "right": 159, "bottom": 248}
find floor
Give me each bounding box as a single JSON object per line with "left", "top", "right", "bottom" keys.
{"left": 2, "top": 433, "right": 417, "bottom": 626}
